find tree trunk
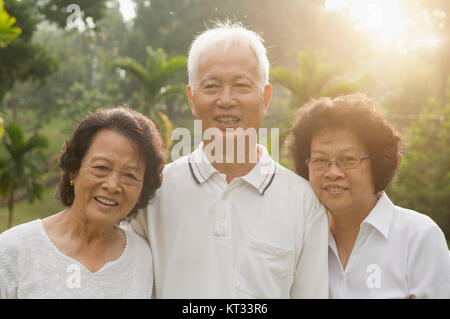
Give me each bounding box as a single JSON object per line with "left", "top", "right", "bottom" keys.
{"left": 7, "top": 184, "right": 15, "bottom": 229}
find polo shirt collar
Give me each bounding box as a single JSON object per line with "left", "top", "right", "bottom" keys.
{"left": 361, "top": 192, "right": 394, "bottom": 239}
{"left": 240, "top": 144, "right": 277, "bottom": 195}
{"left": 188, "top": 142, "right": 277, "bottom": 195}
{"left": 188, "top": 141, "right": 217, "bottom": 184}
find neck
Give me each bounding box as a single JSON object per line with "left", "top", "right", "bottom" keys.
{"left": 49, "top": 208, "right": 118, "bottom": 246}
{"left": 328, "top": 195, "right": 378, "bottom": 243}
{"left": 204, "top": 141, "right": 261, "bottom": 183}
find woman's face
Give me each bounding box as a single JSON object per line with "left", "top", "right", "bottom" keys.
{"left": 71, "top": 129, "right": 145, "bottom": 225}
{"left": 308, "top": 127, "right": 376, "bottom": 218}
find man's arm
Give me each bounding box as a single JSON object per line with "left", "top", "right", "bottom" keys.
{"left": 121, "top": 207, "right": 150, "bottom": 241}
{"left": 290, "top": 208, "right": 329, "bottom": 298}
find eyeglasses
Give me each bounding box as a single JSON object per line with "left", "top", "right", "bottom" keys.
{"left": 305, "top": 155, "right": 369, "bottom": 170}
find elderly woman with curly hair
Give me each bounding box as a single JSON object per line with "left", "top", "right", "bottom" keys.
{"left": 287, "top": 93, "right": 450, "bottom": 298}
{"left": 0, "top": 106, "right": 165, "bottom": 298}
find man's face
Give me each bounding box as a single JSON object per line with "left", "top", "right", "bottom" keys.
{"left": 187, "top": 41, "right": 272, "bottom": 141}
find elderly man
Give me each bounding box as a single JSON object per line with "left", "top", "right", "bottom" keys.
{"left": 127, "top": 21, "right": 328, "bottom": 298}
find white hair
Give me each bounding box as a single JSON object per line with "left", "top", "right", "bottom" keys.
{"left": 187, "top": 20, "right": 270, "bottom": 94}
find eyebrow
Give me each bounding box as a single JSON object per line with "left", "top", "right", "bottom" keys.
{"left": 90, "top": 156, "right": 142, "bottom": 172}
{"left": 311, "top": 148, "right": 362, "bottom": 154}
{"left": 200, "top": 75, "right": 254, "bottom": 84}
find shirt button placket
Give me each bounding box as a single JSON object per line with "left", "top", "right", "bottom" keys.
{"left": 214, "top": 190, "right": 229, "bottom": 238}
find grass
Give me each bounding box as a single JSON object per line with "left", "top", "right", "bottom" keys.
{"left": 0, "top": 114, "right": 72, "bottom": 234}
{"left": 0, "top": 184, "right": 65, "bottom": 233}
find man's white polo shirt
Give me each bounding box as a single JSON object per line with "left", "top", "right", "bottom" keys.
{"left": 128, "top": 143, "right": 328, "bottom": 298}
{"left": 329, "top": 192, "right": 450, "bottom": 298}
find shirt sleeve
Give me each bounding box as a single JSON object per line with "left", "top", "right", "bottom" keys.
{"left": 121, "top": 207, "right": 150, "bottom": 241}
{"left": 290, "top": 205, "right": 329, "bottom": 299}
{"left": 407, "top": 220, "right": 450, "bottom": 298}
{"left": 0, "top": 260, "right": 17, "bottom": 299}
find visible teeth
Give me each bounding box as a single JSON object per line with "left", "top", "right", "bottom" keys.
{"left": 216, "top": 116, "right": 239, "bottom": 124}
{"left": 95, "top": 197, "right": 117, "bottom": 205}
{"left": 327, "top": 187, "right": 345, "bottom": 191}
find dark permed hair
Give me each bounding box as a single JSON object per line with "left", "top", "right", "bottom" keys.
{"left": 286, "top": 93, "right": 402, "bottom": 194}
{"left": 56, "top": 106, "right": 166, "bottom": 219}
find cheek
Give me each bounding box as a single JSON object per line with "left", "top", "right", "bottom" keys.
{"left": 308, "top": 170, "right": 322, "bottom": 193}
{"left": 124, "top": 184, "right": 144, "bottom": 205}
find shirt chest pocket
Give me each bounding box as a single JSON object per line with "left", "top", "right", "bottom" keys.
{"left": 235, "top": 236, "right": 295, "bottom": 298}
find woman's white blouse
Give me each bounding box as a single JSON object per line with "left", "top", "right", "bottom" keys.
{"left": 328, "top": 192, "right": 450, "bottom": 298}
{"left": 0, "top": 219, "right": 153, "bottom": 299}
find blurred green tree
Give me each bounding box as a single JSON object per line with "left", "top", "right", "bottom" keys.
{"left": 388, "top": 100, "right": 450, "bottom": 240}
{"left": 270, "top": 50, "right": 359, "bottom": 109}
{"left": 0, "top": 0, "right": 21, "bottom": 48}
{"left": 0, "top": 123, "right": 48, "bottom": 229}
{"left": 113, "top": 46, "right": 187, "bottom": 148}
{"left": 0, "top": 0, "right": 108, "bottom": 102}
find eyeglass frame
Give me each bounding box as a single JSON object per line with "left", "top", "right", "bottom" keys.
{"left": 305, "top": 155, "right": 370, "bottom": 170}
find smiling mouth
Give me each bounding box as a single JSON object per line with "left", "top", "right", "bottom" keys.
{"left": 323, "top": 186, "right": 348, "bottom": 192}
{"left": 215, "top": 116, "right": 240, "bottom": 125}
{"left": 94, "top": 196, "right": 118, "bottom": 206}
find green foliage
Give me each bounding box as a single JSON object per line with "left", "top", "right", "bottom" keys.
{"left": 113, "top": 46, "right": 187, "bottom": 148}
{"left": 0, "top": 0, "right": 21, "bottom": 48}
{"left": 388, "top": 101, "right": 450, "bottom": 240}
{"left": 0, "top": 114, "right": 3, "bottom": 139}
{"left": 0, "top": 122, "right": 48, "bottom": 228}
{"left": 0, "top": 0, "right": 109, "bottom": 102}
{"left": 270, "top": 50, "right": 359, "bottom": 109}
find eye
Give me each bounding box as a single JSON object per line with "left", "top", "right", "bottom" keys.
{"left": 311, "top": 157, "right": 329, "bottom": 164}
{"left": 340, "top": 156, "right": 359, "bottom": 163}
{"left": 125, "top": 173, "right": 137, "bottom": 180}
{"left": 202, "top": 83, "right": 220, "bottom": 91}
{"left": 95, "top": 166, "right": 108, "bottom": 170}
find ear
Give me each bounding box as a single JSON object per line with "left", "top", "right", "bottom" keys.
{"left": 69, "top": 171, "right": 78, "bottom": 182}
{"left": 186, "top": 85, "right": 197, "bottom": 117}
{"left": 262, "top": 83, "right": 272, "bottom": 115}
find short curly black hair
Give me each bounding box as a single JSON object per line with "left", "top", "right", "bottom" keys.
{"left": 57, "top": 106, "right": 166, "bottom": 218}
{"left": 286, "top": 93, "right": 402, "bottom": 194}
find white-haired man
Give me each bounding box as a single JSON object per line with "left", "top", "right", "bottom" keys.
{"left": 127, "top": 21, "right": 329, "bottom": 298}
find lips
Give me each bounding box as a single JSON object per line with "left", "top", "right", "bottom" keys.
{"left": 94, "top": 196, "right": 118, "bottom": 206}
{"left": 323, "top": 184, "right": 349, "bottom": 194}
{"left": 214, "top": 115, "right": 240, "bottom": 127}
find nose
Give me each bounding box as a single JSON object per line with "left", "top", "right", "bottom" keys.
{"left": 103, "top": 172, "right": 121, "bottom": 193}
{"left": 324, "top": 161, "right": 345, "bottom": 180}
{"left": 217, "top": 85, "right": 236, "bottom": 109}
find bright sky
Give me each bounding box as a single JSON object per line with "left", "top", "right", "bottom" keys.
{"left": 117, "top": 0, "right": 136, "bottom": 22}
{"left": 115, "top": 0, "right": 442, "bottom": 54}
{"left": 324, "top": 0, "right": 442, "bottom": 54}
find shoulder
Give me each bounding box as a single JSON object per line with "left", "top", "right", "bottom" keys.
{"left": 0, "top": 220, "right": 43, "bottom": 274}
{"left": 271, "top": 162, "right": 325, "bottom": 224}
{"left": 123, "top": 227, "right": 152, "bottom": 256}
{"left": 0, "top": 220, "right": 42, "bottom": 250}
{"left": 163, "top": 154, "right": 190, "bottom": 173}
{"left": 391, "top": 204, "right": 448, "bottom": 254}
{"left": 392, "top": 205, "right": 443, "bottom": 235}
{"left": 273, "top": 163, "right": 319, "bottom": 200}
{"left": 274, "top": 163, "right": 311, "bottom": 188}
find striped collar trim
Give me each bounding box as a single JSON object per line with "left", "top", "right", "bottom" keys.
{"left": 188, "top": 143, "right": 277, "bottom": 196}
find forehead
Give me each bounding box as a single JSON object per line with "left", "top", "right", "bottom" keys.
{"left": 83, "top": 129, "right": 143, "bottom": 167}
{"left": 196, "top": 41, "right": 259, "bottom": 80}
{"left": 311, "top": 127, "right": 367, "bottom": 154}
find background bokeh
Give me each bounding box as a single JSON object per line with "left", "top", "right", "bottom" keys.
{"left": 0, "top": 0, "right": 448, "bottom": 246}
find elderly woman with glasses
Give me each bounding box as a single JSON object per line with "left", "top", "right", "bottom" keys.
{"left": 287, "top": 93, "right": 450, "bottom": 298}
{"left": 0, "top": 106, "right": 165, "bottom": 298}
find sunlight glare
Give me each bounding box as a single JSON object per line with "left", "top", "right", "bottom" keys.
{"left": 324, "top": 0, "right": 441, "bottom": 53}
